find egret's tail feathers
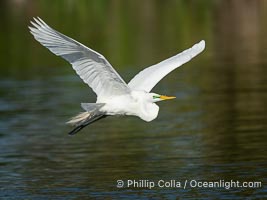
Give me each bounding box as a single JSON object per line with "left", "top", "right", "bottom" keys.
{"left": 67, "top": 114, "right": 106, "bottom": 135}
{"left": 66, "top": 103, "right": 106, "bottom": 135}
{"left": 66, "top": 112, "right": 90, "bottom": 126}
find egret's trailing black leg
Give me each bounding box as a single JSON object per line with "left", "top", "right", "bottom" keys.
{"left": 68, "top": 115, "right": 107, "bottom": 135}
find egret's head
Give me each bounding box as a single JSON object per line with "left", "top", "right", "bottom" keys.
{"left": 150, "top": 93, "right": 176, "bottom": 102}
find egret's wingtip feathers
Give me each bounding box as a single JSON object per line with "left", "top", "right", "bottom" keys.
{"left": 29, "top": 17, "right": 46, "bottom": 30}
{"left": 192, "top": 40, "right": 205, "bottom": 53}
{"left": 29, "top": 20, "right": 37, "bottom": 28}
{"left": 198, "top": 40, "right": 205, "bottom": 51}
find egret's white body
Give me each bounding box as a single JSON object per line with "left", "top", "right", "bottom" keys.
{"left": 98, "top": 91, "right": 159, "bottom": 121}
{"left": 29, "top": 17, "right": 205, "bottom": 134}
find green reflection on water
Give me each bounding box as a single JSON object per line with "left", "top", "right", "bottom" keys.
{"left": 0, "top": 0, "right": 212, "bottom": 77}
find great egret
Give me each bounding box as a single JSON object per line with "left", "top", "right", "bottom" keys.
{"left": 29, "top": 17, "right": 205, "bottom": 135}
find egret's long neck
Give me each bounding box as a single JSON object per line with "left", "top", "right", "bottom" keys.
{"left": 130, "top": 91, "right": 159, "bottom": 122}
{"left": 139, "top": 102, "right": 159, "bottom": 122}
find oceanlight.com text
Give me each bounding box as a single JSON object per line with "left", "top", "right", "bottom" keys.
{"left": 116, "top": 179, "right": 262, "bottom": 190}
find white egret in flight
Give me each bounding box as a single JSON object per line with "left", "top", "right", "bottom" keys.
{"left": 29, "top": 17, "right": 205, "bottom": 135}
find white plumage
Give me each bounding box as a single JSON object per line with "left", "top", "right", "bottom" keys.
{"left": 29, "top": 17, "right": 205, "bottom": 135}
{"left": 29, "top": 17, "right": 129, "bottom": 99}
{"left": 128, "top": 40, "right": 205, "bottom": 92}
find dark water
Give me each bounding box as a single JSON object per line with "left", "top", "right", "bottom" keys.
{"left": 0, "top": 1, "right": 267, "bottom": 199}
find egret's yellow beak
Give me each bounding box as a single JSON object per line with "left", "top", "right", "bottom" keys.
{"left": 160, "top": 95, "right": 176, "bottom": 100}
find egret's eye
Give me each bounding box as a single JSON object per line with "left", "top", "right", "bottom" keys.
{"left": 153, "top": 95, "right": 159, "bottom": 99}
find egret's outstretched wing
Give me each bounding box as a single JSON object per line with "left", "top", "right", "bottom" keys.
{"left": 128, "top": 40, "right": 205, "bottom": 92}
{"left": 29, "top": 17, "right": 130, "bottom": 98}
